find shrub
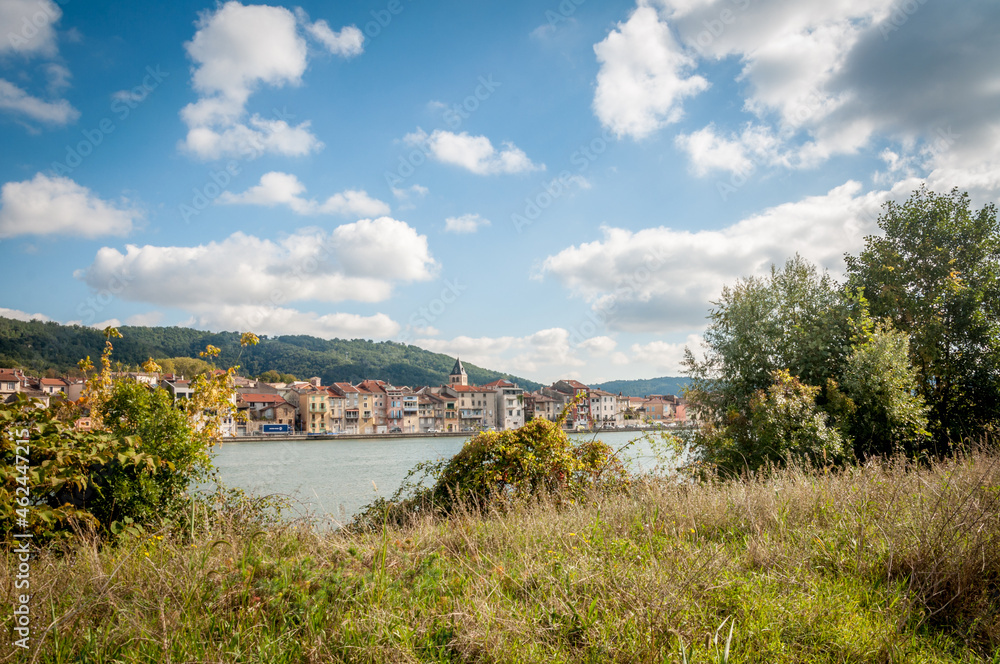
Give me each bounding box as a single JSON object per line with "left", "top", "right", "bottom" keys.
{"left": 352, "top": 417, "right": 629, "bottom": 530}
{"left": 1, "top": 328, "right": 256, "bottom": 542}
{"left": 87, "top": 378, "right": 210, "bottom": 531}
{"left": 0, "top": 395, "right": 165, "bottom": 542}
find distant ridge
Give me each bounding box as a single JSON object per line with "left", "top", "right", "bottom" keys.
{"left": 591, "top": 376, "right": 691, "bottom": 398}
{"left": 0, "top": 317, "right": 542, "bottom": 390}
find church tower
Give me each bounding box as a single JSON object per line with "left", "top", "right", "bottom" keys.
{"left": 449, "top": 357, "right": 468, "bottom": 386}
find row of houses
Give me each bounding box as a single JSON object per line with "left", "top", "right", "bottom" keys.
{"left": 233, "top": 361, "right": 693, "bottom": 436}
{"left": 523, "top": 379, "right": 692, "bottom": 431}
{"left": 0, "top": 368, "right": 86, "bottom": 405}
{"left": 237, "top": 359, "right": 527, "bottom": 435}
{"left": 2, "top": 359, "right": 692, "bottom": 436}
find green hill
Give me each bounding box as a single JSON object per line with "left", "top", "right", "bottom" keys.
{"left": 0, "top": 317, "right": 542, "bottom": 390}
{"left": 591, "top": 376, "right": 690, "bottom": 398}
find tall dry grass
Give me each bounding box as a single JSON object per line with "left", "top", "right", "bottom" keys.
{"left": 2, "top": 449, "right": 999, "bottom": 662}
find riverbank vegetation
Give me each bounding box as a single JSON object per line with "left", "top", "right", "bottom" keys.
{"left": 3, "top": 449, "right": 999, "bottom": 662}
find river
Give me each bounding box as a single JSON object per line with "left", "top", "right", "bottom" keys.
{"left": 206, "top": 429, "right": 678, "bottom": 525}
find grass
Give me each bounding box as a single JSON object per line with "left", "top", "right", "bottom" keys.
{"left": 3, "top": 450, "right": 1000, "bottom": 663}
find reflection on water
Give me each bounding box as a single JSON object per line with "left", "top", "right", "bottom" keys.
{"left": 204, "top": 430, "right": 678, "bottom": 525}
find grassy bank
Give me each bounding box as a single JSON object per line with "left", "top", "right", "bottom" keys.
{"left": 3, "top": 451, "right": 1000, "bottom": 663}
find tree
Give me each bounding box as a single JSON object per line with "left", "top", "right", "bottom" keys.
{"left": 845, "top": 186, "right": 1000, "bottom": 448}
{"left": 683, "top": 255, "right": 930, "bottom": 474}
{"left": 838, "top": 322, "right": 930, "bottom": 458}
{"left": 155, "top": 356, "right": 213, "bottom": 377}
{"left": 90, "top": 378, "right": 205, "bottom": 529}
{"left": 747, "top": 370, "right": 848, "bottom": 469}
{"left": 684, "top": 257, "right": 852, "bottom": 451}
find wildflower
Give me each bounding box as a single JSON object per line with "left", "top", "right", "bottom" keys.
{"left": 568, "top": 533, "right": 576, "bottom": 537}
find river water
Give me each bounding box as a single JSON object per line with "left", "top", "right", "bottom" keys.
{"left": 206, "top": 430, "right": 676, "bottom": 525}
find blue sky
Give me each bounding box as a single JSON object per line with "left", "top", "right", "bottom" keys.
{"left": 2, "top": 0, "right": 999, "bottom": 384}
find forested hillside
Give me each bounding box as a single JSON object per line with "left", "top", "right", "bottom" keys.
{"left": 592, "top": 376, "right": 690, "bottom": 397}
{"left": 0, "top": 317, "right": 542, "bottom": 390}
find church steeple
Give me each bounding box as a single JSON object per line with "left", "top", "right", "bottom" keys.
{"left": 449, "top": 357, "right": 468, "bottom": 386}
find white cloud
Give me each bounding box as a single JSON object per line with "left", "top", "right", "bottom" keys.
{"left": 541, "top": 180, "right": 895, "bottom": 331}
{"left": 391, "top": 184, "right": 429, "bottom": 208}
{"left": 0, "top": 307, "right": 52, "bottom": 322}
{"left": 630, "top": 335, "right": 703, "bottom": 375}
{"left": 219, "top": 172, "right": 390, "bottom": 217}
{"left": 0, "top": 173, "right": 139, "bottom": 238}
{"left": 125, "top": 311, "right": 164, "bottom": 327}
{"left": 0, "top": 79, "right": 79, "bottom": 125}
{"left": 44, "top": 63, "right": 71, "bottom": 93}
{"left": 76, "top": 220, "right": 437, "bottom": 308}
{"left": 643, "top": 0, "right": 1000, "bottom": 197}
{"left": 179, "top": 2, "right": 358, "bottom": 160}
{"left": 592, "top": 3, "right": 709, "bottom": 140}
{"left": 90, "top": 318, "right": 122, "bottom": 330}
{"left": 193, "top": 305, "right": 399, "bottom": 340}
{"left": 181, "top": 113, "right": 321, "bottom": 162}
{"left": 0, "top": 1, "right": 78, "bottom": 128}
{"left": 674, "top": 123, "right": 790, "bottom": 175}
{"left": 415, "top": 327, "right": 585, "bottom": 378}
{"left": 444, "top": 213, "right": 491, "bottom": 234}
{"left": 579, "top": 335, "right": 617, "bottom": 356}
{"left": 300, "top": 15, "right": 364, "bottom": 57}
{"left": 405, "top": 129, "right": 544, "bottom": 175}
{"left": 0, "top": 0, "right": 61, "bottom": 57}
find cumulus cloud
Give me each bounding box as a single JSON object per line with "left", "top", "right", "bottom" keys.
{"left": 612, "top": 0, "right": 1000, "bottom": 199}
{"left": 0, "top": 307, "right": 52, "bottom": 322}
{"left": 541, "top": 180, "right": 897, "bottom": 332}
{"left": 391, "top": 184, "right": 428, "bottom": 208}
{"left": 0, "top": 0, "right": 61, "bottom": 57}
{"left": 630, "top": 334, "right": 703, "bottom": 374}
{"left": 675, "top": 123, "right": 788, "bottom": 175}
{"left": 179, "top": 2, "right": 361, "bottom": 160}
{"left": 75, "top": 219, "right": 437, "bottom": 308}
{"left": 0, "top": 0, "right": 78, "bottom": 127}
{"left": 0, "top": 173, "right": 139, "bottom": 238}
{"left": 299, "top": 13, "right": 364, "bottom": 57}
{"left": 592, "top": 3, "right": 709, "bottom": 140}
{"left": 0, "top": 79, "right": 79, "bottom": 125}
{"left": 579, "top": 336, "right": 617, "bottom": 356}
{"left": 404, "top": 129, "right": 543, "bottom": 175}
{"left": 415, "top": 327, "right": 585, "bottom": 377}
{"left": 444, "top": 213, "right": 491, "bottom": 234}
{"left": 125, "top": 311, "right": 164, "bottom": 327}
{"left": 219, "top": 171, "right": 390, "bottom": 217}
{"left": 192, "top": 305, "right": 399, "bottom": 340}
